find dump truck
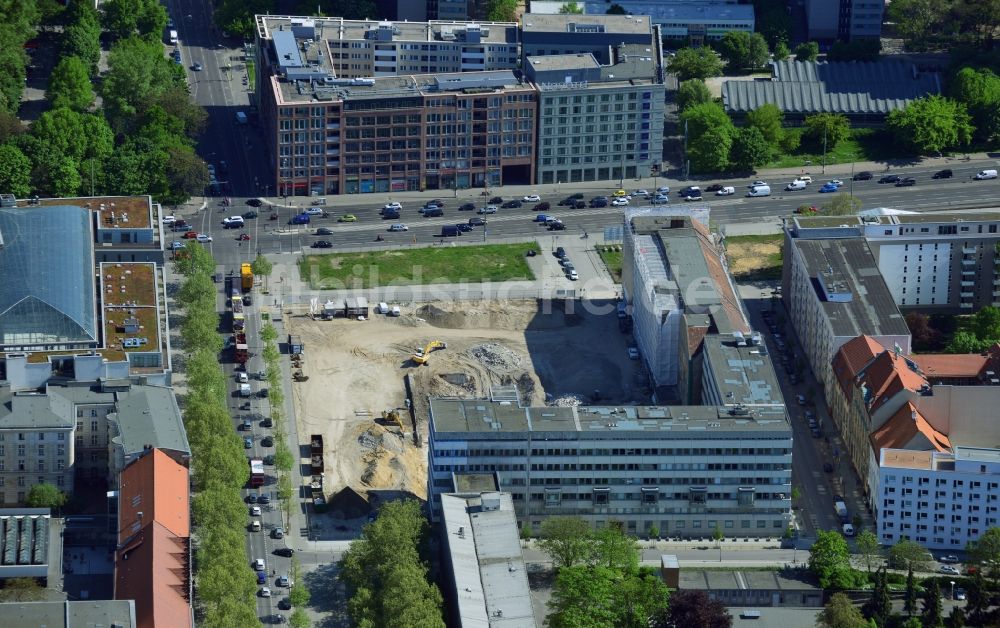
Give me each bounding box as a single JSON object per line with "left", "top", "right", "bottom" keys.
{"left": 311, "top": 475, "right": 327, "bottom": 513}
{"left": 310, "top": 435, "right": 324, "bottom": 473}
{"left": 235, "top": 332, "right": 249, "bottom": 364}
{"left": 241, "top": 262, "right": 254, "bottom": 291}
{"left": 413, "top": 340, "right": 446, "bottom": 365}
{"left": 249, "top": 458, "right": 265, "bottom": 487}
{"left": 289, "top": 334, "right": 303, "bottom": 354}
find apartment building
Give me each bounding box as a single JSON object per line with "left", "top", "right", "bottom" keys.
{"left": 790, "top": 213, "right": 1000, "bottom": 314}
{"left": 622, "top": 209, "right": 749, "bottom": 401}
{"left": 525, "top": 40, "right": 665, "bottom": 186}
{"left": 521, "top": 14, "right": 658, "bottom": 64}
{"left": 782, "top": 233, "right": 911, "bottom": 406}
{"left": 804, "top": 0, "right": 884, "bottom": 41}
{"left": 877, "top": 447, "right": 1000, "bottom": 550}
{"left": 701, "top": 334, "right": 783, "bottom": 409}
{"left": 428, "top": 399, "right": 793, "bottom": 537}
{"left": 0, "top": 390, "right": 74, "bottom": 502}
{"left": 526, "top": 3, "right": 755, "bottom": 44}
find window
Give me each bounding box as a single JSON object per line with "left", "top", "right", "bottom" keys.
{"left": 689, "top": 487, "right": 707, "bottom": 505}
{"left": 593, "top": 488, "right": 610, "bottom": 505}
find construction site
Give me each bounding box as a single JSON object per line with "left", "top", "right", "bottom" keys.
{"left": 285, "top": 299, "right": 649, "bottom": 523}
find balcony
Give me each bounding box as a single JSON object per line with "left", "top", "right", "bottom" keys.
{"left": 962, "top": 268, "right": 976, "bottom": 276}
{"left": 961, "top": 291, "right": 974, "bottom": 298}
{"left": 960, "top": 302, "right": 973, "bottom": 309}
{"left": 962, "top": 258, "right": 976, "bottom": 266}
{"left": 326, "top": 123, "right": 340, "bottom": 130}
{"left": 963, "top": 247, "right": 977, "bottom": 255}
{"left": 961, "top": 281, "right": 975, "bottom": 287}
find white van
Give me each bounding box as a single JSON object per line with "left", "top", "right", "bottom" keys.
{"left": 974, "top": 169, "right": 998, "bottom": 180}
{"left": 376, "top": 302, "right": 389, "bottom": 315}
{"left": 785, "top": 180, "right": 807, "bottom": 191}
{"left": 168, "top": 30, "right": 178, "bottom": 45}
{"left": 235, "top": 111, "right": 248, "bottom": 124}
{"left": 390, "top": 305, "right": 401, "bottom": 317}
{"left": 796, "top": 175, "right": 812, "bottom": 184}
{"left": 239, "top": 383, "right": 252, "bottom": 397}
{"left": 842, "top": 523, "right": 855, "bottom": 536}
{"left": 715, "top": 186, "right": 735, "bottom": 196}
{"left": 250, "top": 520, "right": 262, "bottom": 532}
{"left": 747, "top": 185, "right": 771, "bottom": 197}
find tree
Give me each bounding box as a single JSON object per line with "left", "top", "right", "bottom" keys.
{"left": 948, "top": 330, "right": 988, "bottom": 354}
{"left": 773, "top": 40, "right": 790, "bottom": 61}
{"left": 964, "top": 568, "right": 990, "bottom": 624}
{"left": 101, "top": 36, "right": 181, "bottom": 127}
{"left": 887, "top": 95, "right": 974, "bottom": 155}
{"left": 950, "top": 67, "right": 1000, "bottom": 144}
{"left": 793, "top": 41, "right": 819, "bottom": 61}
{"left": 485, "top": 0, "right": 518, "bottom": 21}
{"left": 537, "top": 516, "right": 593, "bottom": 569}
{"left": 0, "top": 577, "right": 45, "bottom": 602}
{"left": 862, "top": 568, "right": 892, "bottom": 628}
{"left": 753, "top": 0, "right": 792, "bottom": 49}
{"left": 26, "top": 482, "right": 67, "bottom": 510}
{"left": 47, "top": 56, "right": 93, "bottom": 112}
{"left": 591, "top": 525, "right": 639, "bottom": 572}
{"left": 667, "top": 47, "right": 724, "bottom": 81}
{"left": 163, "top": 146, "right": 209, "bottom": 205}
{"left": 887, "top": 0, "right": 945, "bottom": 50}
{"left": 817, "top": 592, "right": 866, "bottom": 628}
{"left": 606, "top": 3, "right": 627, "bottom": 14}
{"left": 822, "top": 193, "right": 862, "bottom": 216}
{"left": 945, "top": 606, "right": 965, "bottom": 628}
{"left": 922, "top": 578, "right": 943, "bottom": 628}
{"left": 906, "top": 312, "right": 943, "bottom": 350}
{"left": 729, "top": 127, "right": 771, "bottom": 171}
{"left": 901, "top": 617, "right": 923, "bottom": 628}
{"left": 288, "top": 608, "right": 310, "bottom": 628}
{"left": 904, "top": 568, "right": 918, "bottom": 617}
{"left": 558, "top": 1, "right": 583, "bottom": 13}
{"left": 966, "top": 526, "right": 1000, "bottom": 583}
{"left": 718, "top": 31, "right": 770, "bottom": 72}
{"left": 0, "top": 144, "right": 32, "bottom": 197}
{"left": 746, "top": 103, "right": 785, "bottom": 148}
{"left": 681, "top": 101, "right": 734, "bottom": 140}
{"left": 676, "top": 79, "right": 712, "bottom": 112}
{"left": 652, "top": 589, "right": 731, "bottom": 628}
{"left": 889, "top": 539, "right": 932, "bottom": 573}
{"left": 854, "top": 530, "right": 882, "bottom": 576}
{"left": 971, "top": 307, "right": 1000, "bottom": 346}
{"left": 689, "top": 127, "right": 733, "bottom": 173}
{"left": 803, "top": 113, "right": 851, "bottom": 150}
{"left": 251, "top": 255, "right": 274, "bottom": 292}
{"left": 809, "top": 530, "right": 859, "bottom": 590}
{"left": 547, "top": 566, "right": 620, "bottom": 628}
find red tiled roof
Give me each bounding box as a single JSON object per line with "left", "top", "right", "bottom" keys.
{"left": 857, "top": 350, "right": 928, "bottom": 412}
{"left": 115, "top": 449, "right": 191, "bottom": 628}
{"left": 691, "top": 221, "right": 750, "bottom": 335}
{"left": 832, "top": 335, "right": 885, "bottom": 399}
{"left": 870, "top": 402, "right": 951, "bottom": 454}
{"left": 912, "top": 353, "right": 989, "bottom": 379}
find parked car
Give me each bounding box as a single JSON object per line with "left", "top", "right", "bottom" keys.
{"left": 261, "top": 436, "right": 274, "bottom": 447}
{"left": 170, "top": 241, "right": 184, "bottom": 250}
{"left": 932, "top": 169, "right": 953, "bottom": 179}
{"left": 939, "top": 554, "right": 960, "bottom": 564}
{"left": 939, "top": 565, "right": 960, "bottom": 575}
{"left": 243, "top": 436, "right": 253, "bottom": 448}
{"left": 567, "top": 270, "right": 579, "bottom": 280}
{"left": 554, "top": 247, "right": 566, "bottom": 258}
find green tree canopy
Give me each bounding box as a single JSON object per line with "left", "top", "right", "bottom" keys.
{"left": 803, "top": 113, "right": 851, "bottom": 150}
{"left": 667, "top": 47, "right": 724, "bottom": 81}
{"left": 47, "top": 56, "right": 94, "bottom": 111}
{"left": 822, "top": 192, "right": 862, "bottom": 216}
{"left": 950, "top": 67, "right": 1000, "bottom": 143}
{"left": 888, "top": 539, "right": 932, "bottom": 572}
{"left": 854, "top": 530, "right": 882, "bottom": 575}
{"left": 485, "top": 0, "right": 518, "bottom": 21}
{"left": 921, "top": 578, "right": 943, "bottom": 627}
{"left": 606, "top": 3, "right": 627, "bottom": 14}
{"left": 773, "top": 40, "right": 790, "bottom": 61}
{"left": 0, "top": 577, "right": 45, "bottom": 602}
{"left": 745, "top": 103, "right": 785, "bottom": 148}
{"left": 817, "top": 592, "right": 866, "bottom": 628}
{"left": 809, "top": 530, "right": 861, "bottom": 590}
{"left": 102, "top": 0, "right": 167, "bottom": 41}
{"left": 887, "top": 95, "right": 974, "bottom": 154}
{"left": 718, "top": 31, "right": 770, "bottom": 72}
{"left": 729, "top": 127, "right": 771, "bottom": 171}
{"left": 793, "top": 41, "right": 819, "bottom": 61}
{"left": 558, "top": 1, "right": 583, "bottom": 13}
{"left": 26, "top": 483, "right": 67, "bottom": 509}
{"left": 861, "top": 568, "right": 892, "bottom": 627}
{"left": 551, "top": 565, "right": 669, "bottom": 628}
{"left": 681, "top": 101, "right": 734, "bottom": 140}
{"left": 537, "top": 516, "right": 594, "bottom": 569}
{"left": 966, "top": 526, "right": 1000, "bottom": 583}
{"left": 0, "top": 144, "right": 32, "bottom": 197}
{"left": 676, "top": 79, "right": 712, "bottom": 112}
{"left": 689, "top": 127, "right": 733, "bottom": 173}
{"left": 904, "top": 568, "right": 918, "bottom": 617}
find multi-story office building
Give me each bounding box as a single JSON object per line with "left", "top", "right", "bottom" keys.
{"left": 622, "top": 210, "right": 749, "bottom": 400}
{"left": 428, "top": 399, "right": 792, "bottom": 537}
{"left": 782, "top": 233, "right": 911, "bottom": 406}
{"left": 877, "top": 447, "right": 1000, "bottom": 550}
{"left": 804, "top": 0, "right": 884, "bottom": 41}
{"left": 521, "top": 14, "right": 658, "bottom": 64}
{"left": 525, "top": 40, "right": 665, "bottom": 186}
{"left": 255, "top": 17, "right": 519, "bottom": 79}
{"left": 526, "top": 2, "right": 755, "bottom": 44}
{"left": 789, "top": 213, "right": 1000, "bottom": 313}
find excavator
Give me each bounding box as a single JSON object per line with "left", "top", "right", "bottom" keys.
{"left": 412, "top": 340, "right": 446, "bottom": 365}
{"left": 380, "top": 409, "right": 403, "bottom": 430}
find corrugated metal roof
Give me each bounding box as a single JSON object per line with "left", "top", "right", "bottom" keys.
{"left": 723, "top": 59, "right": 940, "bottom": 115}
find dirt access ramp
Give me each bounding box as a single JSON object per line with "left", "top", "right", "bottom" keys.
{"left": 286, "top": 299, "right": 650, "bottom": 502}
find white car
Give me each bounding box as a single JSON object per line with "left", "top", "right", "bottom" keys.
{"left": 277, "top": 575, "right": 291, "bottom": 587}
{"left": 478, "top": 205, "right": 498, "bottom": 214}
{"left": 236, "top": 372, "right": 248, "bottom": 383}
{"left": 750, "top": 180, "right": 767, "bottom": 187}
{"left": 684, "top": 194, "right": 703, "bottom": 202}
{"left": 383, "top": 202, "right": 402, "bottom": 211}
{"left": 196, "top": 234, "right": 213, "bottom": 243}
{"left": 611, "top": 198, "right": 629, "bottom": 206}
{"left": 260, "top": 587, "right": 272, "bottom": 597}
{"left": 304, "top": 207, "right": 325, "bottom": 215}
{"left": 389, "top": 223, "right": 408, "bottom": 232}
{"left": 162, "top": 215, "right": 177, "bottom": 224}
{"left": 223, "top": 216, "right": 244, "bottom": 225}
{"left": 715, "top": 187, "right": 735, "bottom": 196}
{"left": 827, "top": 179, "right": 843, "bottom": 186}
{"left": 938, "top": 565, "right": 960, "bottom": 575}
{"left": 253, "top": 558, "right": 265, "bottom": 571}
{"left": 656, "top": 186, "right": 670, "bottom": 194}
{"left": 250, "top": 506, "right": 261, "bottom": 516}
{"left": 633, "top": 189, "right": 649, "bottom": 198}
{"left": 567, "top": 270, "right": 579, "bottom": 280}
{"left": 522, "top": 194, "right": 541, "bottom": 202}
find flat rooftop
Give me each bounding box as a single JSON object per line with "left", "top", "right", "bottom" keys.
{"left": 793, "top": 238, "right": 908, "bottom": 339}
{"left": 955, "top": 446, "right": 1000, "bottom": 464}
{"left": 793, "top": 211, "right": 1000, "bottom": 231}
{"left": 703, "top": 335, "right": 785, "bottom": 407}
{"left": 881, "top": 449, "right": 935, "bottom": 470}
{"left": 430, "top": 399, "right": 790, "bottom": 435}
{"left": 32, "top": 195, "right": 152, "bottom": 229}
{"left": 453, "top": 473, "right": 500, "bottom": 493}
{"left": 275, "top": 69, "right": 528, "bottom": 104}
{"left": 521, "top": 13, "right": 652, "bottom": 35}
{"left": 0, "top": 600, "right": 136, "bottom": 627}
{"left": 679, "top": 569, "right": 820, "bottom": 592}
{"left": 440, "top": 493, "right": 535, "bottom": 628}
{"left": 258, "top": 16, "right": 519, "bottom": 45}
{"left": 101, "top": 262, "right": 161, "bottom": 358}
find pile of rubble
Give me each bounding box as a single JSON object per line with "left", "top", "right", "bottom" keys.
{"left": 550, "top": 394, "right": 586, "bottom": 407}
{"left": 469, "top": 342, "right": 523, "bottom": 373}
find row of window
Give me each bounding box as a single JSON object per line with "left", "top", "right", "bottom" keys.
{"left": 0, "top": 432, "right": 67, "bottom": 441}
{"left": 435, "top": 447, "right": 791, "bottom": 457}
{"left": 0, "top": 459, "right": 65, "bottom": 471}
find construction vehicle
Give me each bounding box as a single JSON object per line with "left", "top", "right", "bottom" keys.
{"left": 311, "top": 475, "right": 327, "bottom": 513}
{"left": 235, "top": 332, "right": 249, "bottom": 364}
{"left": 412, "top": 340, "right": 446, "bottom": 365}
{"left": 310, "top": 435, "right": 324, "bottom": 473}
{"left": 241, "top": 262, "right": 254, "bottom": 291}
{"left": 249, "top": 458, "right": 265, "bottom": 487}
{"left": 380, "top": 409, "right": 403, "bottom": 430}
{"left": 292, "top": 370, "right": 309, "bottom": 382}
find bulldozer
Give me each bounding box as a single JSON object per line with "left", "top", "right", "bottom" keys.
{"left": 412, "top": 340, "right": 446, "bottom": 365}
{"left": 292, "top": 370, "right": 309, "bottom": 382}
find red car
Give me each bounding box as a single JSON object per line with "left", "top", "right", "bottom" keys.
{"left": 238, "top": 233, "right": 251, "bottom": 241}
{"left": 183, "top": 231, "right": 198, "bottom": 239}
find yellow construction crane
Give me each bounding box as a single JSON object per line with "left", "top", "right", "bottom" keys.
{"left": 412, "top": 340, "right": 446, "bottom": 365}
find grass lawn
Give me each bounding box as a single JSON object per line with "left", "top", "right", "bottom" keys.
{"left": 724, "top": 234, "right": 783, "bottom": 280}
{"left": 597, "top": 245, "right": 624, "bottom": 283}
{"left": 246, "top": 60, "right": 256, "bottom": 91}
{"left": 299, "top": 242, "right": 540, "bottom": 289}
{"left": 765, "top": 128, "right": 909, "bottom": 170}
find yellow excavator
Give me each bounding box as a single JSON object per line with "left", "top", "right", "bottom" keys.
{"left": 380, "top": 409, "right": 403, "bottom": 430}
{"left": 412, "top": 340, "right": 446, "bottom": 365}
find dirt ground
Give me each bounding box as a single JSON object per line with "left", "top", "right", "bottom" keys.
{"left": 725, "top": 240, "right": 783, "bottom": 278}
{"left": 287, "top": 300, "right": 650, "bottom": 503}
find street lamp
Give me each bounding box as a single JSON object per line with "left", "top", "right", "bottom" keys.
{"left": 951, "top": 580, "right": 955, "bottom": 601}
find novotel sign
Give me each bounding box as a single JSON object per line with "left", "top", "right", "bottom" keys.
{"left": 539, "top": 81, "right": 589, "bottom": 90}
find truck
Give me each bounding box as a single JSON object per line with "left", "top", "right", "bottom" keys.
{"left": 241, "top": 263, "right": 254, "bottom": 292}
{"left": 834, "top": 499, "right": 849, "bottom": 523}
{"left": 233, "top": 312, "right": 245, "bottom": 332}
{"left": 289, "top": 335, "right": 303, "bottom": 355}
{"left": 249, "top": 458, "right": 265, "bottom": 487}
{"left": 310, "top": 435, "right": 324, "bottom": 473}
{"left": 235, "top": 332, "right": 249, "bottom": 364}
{"left": 311, "top": 474, "right": 327, "bottom": 513}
